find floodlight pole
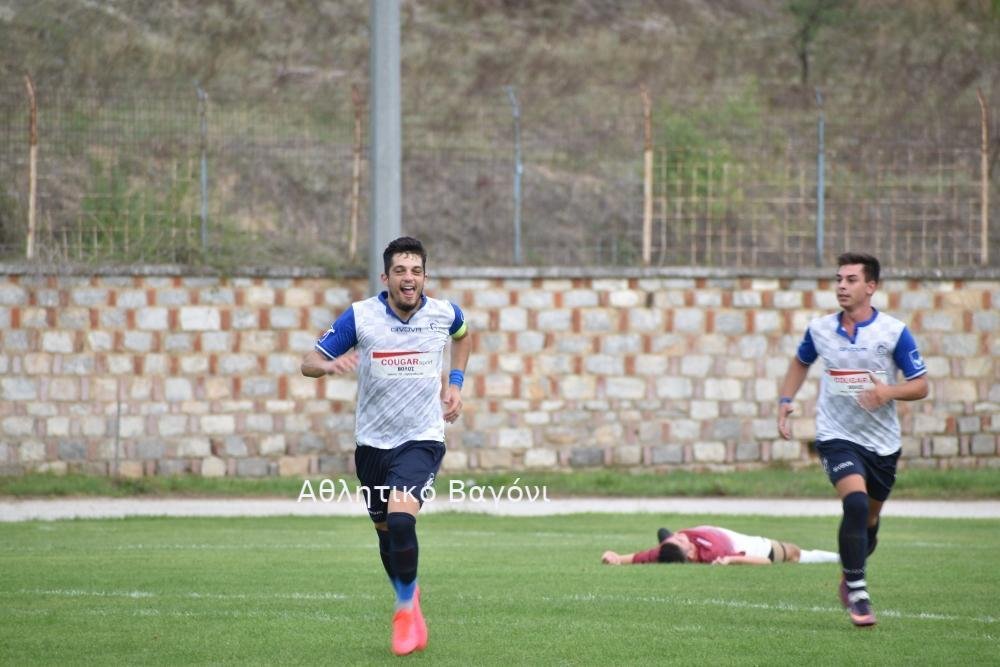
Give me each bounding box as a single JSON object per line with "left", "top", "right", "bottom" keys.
{"left": 369, "top": 0, "right": 402, "bottom": 295}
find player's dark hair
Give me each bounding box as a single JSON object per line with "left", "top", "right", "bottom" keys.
{"left": 658, "top": 542, "right": 688, "bottom": 563}
{"left": 837, "top": 252, "right": 880, "bottom": 284}
{"left": 383, "top": 236, "right": 427, "bottom": 274}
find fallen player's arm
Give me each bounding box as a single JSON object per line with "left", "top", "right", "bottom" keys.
{"left": 601, "top": 550, "right": 636, "bottom": 565}
{"left": 712, "top": 555, "right": 772, "bottom": 566}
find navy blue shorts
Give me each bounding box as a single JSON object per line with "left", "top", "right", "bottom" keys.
{"left": 354, "top": 440, "right": 445, "bottom": 523}
{"left": 815, "top": 439, "right": 900, "bottom": 502}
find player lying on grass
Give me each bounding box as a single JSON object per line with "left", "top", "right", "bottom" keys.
{"left": 601, "top": 525, "right": 840, "bottom": 565}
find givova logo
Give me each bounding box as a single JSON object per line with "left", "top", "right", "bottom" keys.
{"left": 831, "top": 460, "right": 854, "bottom": 473}
{"left": 821, "top": 457, "right": 855, "bottom": 475}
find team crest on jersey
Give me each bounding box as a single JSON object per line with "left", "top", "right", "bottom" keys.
{"left": 909, "top": 348, "right": 926, "bottom": 369}
{"left": 875, "top": 343, "right": 889, "bottom": 357}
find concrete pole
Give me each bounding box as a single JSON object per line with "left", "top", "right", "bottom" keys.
{"left": 369, "top": 0, "right": 402, "bottom": 295}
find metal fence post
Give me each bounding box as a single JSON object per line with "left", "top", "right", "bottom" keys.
{"left": 505, "top": 85, "right": 523, "bottom": 265}
{"left": 641, "top": 85, "right": 653, "bottom": 267}
{"left": 197, "top": 85, "right": 209, "bottom": 251}
{"left": 977, "top": 88, "right": 989, "bottom": 266}
{"left": 24, "top": 75, "right": 38, "bottom": 260}
{"left": 815, "top": 88, "right": 825, "bottom": 267}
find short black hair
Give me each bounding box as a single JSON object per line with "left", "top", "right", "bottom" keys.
{"left": 658, "top": 542, "right": 688, "bottom": 563}
{"left": 383, "top": 236, "right": 427, "bottom": 275}
{"left": 837, "top": 252, "right": 880, "bottom": 284}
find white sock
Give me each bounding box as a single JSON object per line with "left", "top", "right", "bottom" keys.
{"left": 799, "top": 549, "right": 840, "bottom": 564}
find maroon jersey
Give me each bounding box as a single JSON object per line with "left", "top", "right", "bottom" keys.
{"left": 630, "top": 525, "right": 741, "bottom": 564}
{"left": 679, "top": 526, "right": 738, "bottom": 563}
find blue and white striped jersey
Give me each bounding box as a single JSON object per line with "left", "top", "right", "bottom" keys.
{"left": 315, "top": 292, "right": 467, "bottom": 450}
{"left": 796, "top": 308, "right": 926, "bottom": 455}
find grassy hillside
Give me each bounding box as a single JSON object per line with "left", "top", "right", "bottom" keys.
{"left": 4, "top": 2, "right": 996, "bottom": 122}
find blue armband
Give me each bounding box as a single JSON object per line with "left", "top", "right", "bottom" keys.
{"left": 779, "top": 396, "right": 793, "bottom": 405}
{"left": 449, "top": 369, "right": 465, "bottom": 389}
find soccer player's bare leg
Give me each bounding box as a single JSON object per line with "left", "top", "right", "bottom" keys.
{"left": 776, "top": 541, "right": 801, "bottom": 563}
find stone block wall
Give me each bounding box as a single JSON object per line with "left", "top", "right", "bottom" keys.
{"left": 0, "top": 265, "right": 998, "bottom": 477}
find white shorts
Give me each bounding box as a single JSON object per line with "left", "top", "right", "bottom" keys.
{"left": 718, "top": 528, "right": 772, "bottom": 559}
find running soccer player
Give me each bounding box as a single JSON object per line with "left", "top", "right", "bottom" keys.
{"left": 301, "top": 236, "right": 471, "bottom": 656}
{"left": 601, "top": 525, "right": 840, "bottom": 566}
{"left": 777, "top": 252, "right": 928, "bottom": 627}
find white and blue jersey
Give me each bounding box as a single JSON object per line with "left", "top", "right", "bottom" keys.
{"left": 796, "top": 308, "right": 926, "bottom": 456}
{"left": 316, "top": 292, "right": 467, "bottom": 450}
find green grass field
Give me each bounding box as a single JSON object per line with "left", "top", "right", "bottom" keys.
{"left": 3, "top": 465, "right": 999, "bottom": 499}
{"left": 2, "top": 513, "right": 998, "bottom": 665}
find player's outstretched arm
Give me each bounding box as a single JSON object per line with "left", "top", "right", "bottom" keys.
{"left": 601, "top": 551, "right": 636, "bottom": 565}
{"left": 777, "top": 358, "right": 810, "bottom": 439}
{"left": 300, "top": 349, "right": 359, "bottom": 378}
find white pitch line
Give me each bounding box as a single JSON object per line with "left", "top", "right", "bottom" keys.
{"left": 4, "top": 588, "right": 156, "bottom": 599}
{"left": 549, "top": 592, "right": 1000, "bottom": 627}
{"left": 0, "top": 543, "right": 371, "bottom": 554}
{"left": 6, "top": 588, "right": 379, "bottom": 602}
{"left": 5, "top": 588, "right": 996, "bottom": 630}
{"left": 2, "top": 606, "right": 363, "bottom": 623}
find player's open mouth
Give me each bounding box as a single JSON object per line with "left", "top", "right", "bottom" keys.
{"left": 401, "top": 285, "right": 417, "bottom": 297}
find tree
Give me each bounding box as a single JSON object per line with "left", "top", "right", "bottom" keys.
{"left": 788, "top": 0, "right": 852, "bottom": 86}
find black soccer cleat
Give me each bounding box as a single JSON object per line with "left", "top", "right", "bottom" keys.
{"left": 656, "top": 527, "right": 673, "bottom": 543}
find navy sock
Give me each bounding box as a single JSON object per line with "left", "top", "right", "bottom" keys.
{"left": 839, "top": 491, "right": 869, "bottom": 592}
{"left": 376, "top": 528, "right": 394, "bottom": 584}
{"left": 387, "top": 512, "right": 418, "bottom": 605}
{"left": 867, "top": 519, "right": 880, "bottom": 557}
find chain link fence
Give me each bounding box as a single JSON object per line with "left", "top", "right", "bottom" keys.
{"left": 649, "top": 140, "right": 991, "bottom": 268}
{"left": 1, "top": 79, "right": 996, "bottom": 269}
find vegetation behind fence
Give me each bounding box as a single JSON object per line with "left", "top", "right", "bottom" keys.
{"left": 1, "top": 78, "right": 996, "bottom": 270}
{"left": 3, "top": 0, "right": 1000, "bottom": 270}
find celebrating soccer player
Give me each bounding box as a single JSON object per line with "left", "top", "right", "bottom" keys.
{"left": 301, "top": 237, "right": 471, "bottom": 655}
{"left": 777, "top": 253, "right": 928, "bottom": 627}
